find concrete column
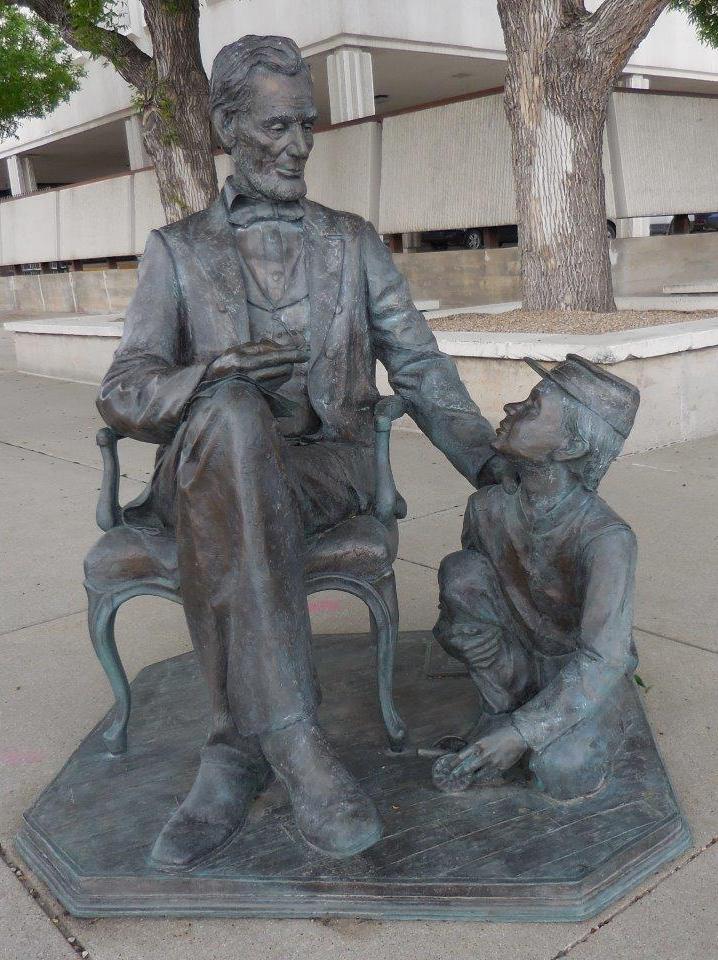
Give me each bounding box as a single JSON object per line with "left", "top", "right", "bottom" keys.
{"left": 616, "top": 75, "right": 651, "bottom": 237}
{"left": 326, "top": 47, "right": 375, "bottom": 125}
{"left": 401, "top": 232, "right": 422, "bottom": 252}
{"left": 124, "top": 115, "right": 150, "bottom": 170}
{"left": 622, "top": 74, "right": 650, "bottom": 90}
{"left": 6, "top": 155, "right": 37, "bottom": 197}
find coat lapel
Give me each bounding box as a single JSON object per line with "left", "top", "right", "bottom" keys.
{"left": 189, "top": 199, "right": 250, "bottom": 343}
{"left": 303, "top": 206, "right": 345, "bottom": 371}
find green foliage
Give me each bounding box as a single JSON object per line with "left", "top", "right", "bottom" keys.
{"left": 672, "top": 1, "right": 718, "bottom": 47}
{"left": 0, "top": 6, "right": 82, "bottom": 140}
{"left": 65, "top": 0, "right": 125, "bottom": 63}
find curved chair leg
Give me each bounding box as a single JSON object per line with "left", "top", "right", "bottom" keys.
{"left": 85, "top": 584, "right": 130, "bottom": 755}
{"left": 367, "top": 570, "right": 407, "bottom": 752}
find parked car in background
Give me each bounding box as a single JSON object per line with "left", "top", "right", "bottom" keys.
{"left": 693, "top": 213, "right": 718, "bottom": 232}
{"left": 421, "top": 220, "right": 616, "bottom": 251}
{"left": 650, "top": 213, "right": 718, "bottom": 236}
{"left": 421, "top": 225, "right": 518, "bottom": 250}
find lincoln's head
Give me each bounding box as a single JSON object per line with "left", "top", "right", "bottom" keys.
{"left": 210, "top": 35, "right": 316, "bottom": 201}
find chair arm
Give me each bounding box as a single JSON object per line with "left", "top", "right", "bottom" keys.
{"left": 96, "top": 427, "right": 123, "bottom": 531}
{"left": 373, "top": 396, "right": 410, "bottom": 526}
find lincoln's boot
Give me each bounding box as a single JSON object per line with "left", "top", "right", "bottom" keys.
{"left": 260, "top": 718, "right": 383, "bottom": 858}
{"left": 150, "top": 744, "right": 272, "bottom": 870}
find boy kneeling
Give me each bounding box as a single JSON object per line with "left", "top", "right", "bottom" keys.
{"left": 434, "top": 355, "right": 640, "bottom": 800}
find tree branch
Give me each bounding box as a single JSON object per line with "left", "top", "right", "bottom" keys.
{"left": 585, "top": 0, "right": 670, "bottom": 79}
{"left": 10, "top": 0, "right": 152, "bottom": 90}
{"left": 560, "top": 0, "right": 588, "bottom": 20}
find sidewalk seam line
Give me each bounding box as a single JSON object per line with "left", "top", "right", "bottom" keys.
{"left": 399, "top": 503, "right": 464, "bottom": 524}
{"left": 396, "top": 556, "right": 439, "bottom": 572}
{"left": 0, "top": 842, "right": 91, "bottom": 959}
{"left": 0, "top": 438, "right": 148, "bottom": 483}
{"left": 634, "top": 625, "right": 718, "bottom": 656}
{"left": 548, "top": 836, "right": 718, "bottom": 959}
{"left": 0, "top": 608, "right": 87, "bottom": 639}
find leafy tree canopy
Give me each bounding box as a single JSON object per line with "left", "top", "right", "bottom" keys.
{"left": 64, "top": 0, "right": 128, "bottom": 68}
{"left": 673, "top": 0, "right": 718, "bottom": 46}
{"left": 0, "top": 4, "right": 83, "bottom": 140}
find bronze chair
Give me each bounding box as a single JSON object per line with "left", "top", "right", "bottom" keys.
{"left": 83, "top": 396, "right": 410, "bottom": 757}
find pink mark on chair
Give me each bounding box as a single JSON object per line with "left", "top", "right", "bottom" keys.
{"left": 308, "top": 597, "right": 345, "bottom": 614}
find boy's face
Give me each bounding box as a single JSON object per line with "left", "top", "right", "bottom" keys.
{"left": 493, "top": 380, "right": 572, "bottom": 464}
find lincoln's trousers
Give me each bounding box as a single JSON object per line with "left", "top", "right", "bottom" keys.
{"left": 149, "top": 379, "right": 374, "bottom": 759}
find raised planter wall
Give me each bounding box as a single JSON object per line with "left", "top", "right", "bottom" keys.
{"left": 7, "top": 316, "right": 718, "bottom": 455}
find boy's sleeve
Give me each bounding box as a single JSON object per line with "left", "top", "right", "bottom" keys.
{"left": 460, "top": 489, "right": 494, "bottom": 554}
{"left": 511, "top": 525, "right": 638, "bottom": 751}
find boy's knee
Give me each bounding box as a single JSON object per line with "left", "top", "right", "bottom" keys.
{"left": 438, "top": 550, "right": 496, "bottom": 611}
{"left": 528, "top": 715, "right": 623, "bottom": 799}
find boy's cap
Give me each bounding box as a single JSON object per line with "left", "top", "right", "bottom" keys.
{"left": 523, "top": 354, "right": 640, "bottom": 439}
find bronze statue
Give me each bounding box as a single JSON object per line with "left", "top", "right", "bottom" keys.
{"left": 432, "top": 355, "right": 641, "bottom": 799}
{"left": 96, "top": 35, "right": 505, "bottom": 868}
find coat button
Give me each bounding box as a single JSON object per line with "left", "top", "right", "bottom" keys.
{"left": 335, "top": 304, "right": 343, "bottom": 314}
{"left": 217, "top": 304, "right": 228, "bottom": 314}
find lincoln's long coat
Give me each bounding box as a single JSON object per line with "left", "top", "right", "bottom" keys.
{"left": 97, "top": 196, "right": 496, "bottom": 486}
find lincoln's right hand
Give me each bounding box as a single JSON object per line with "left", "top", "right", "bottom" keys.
{"left": 205, "top": 334, "right": 310, "bottom": 391}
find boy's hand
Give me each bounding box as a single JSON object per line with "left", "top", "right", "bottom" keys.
{"left": 443, "top": 623, "right": 503, "bottom": 669}
{"left": 434, "top": 721, "right": 528, "bottom": 791}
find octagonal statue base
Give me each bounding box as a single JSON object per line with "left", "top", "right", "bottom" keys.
{"left": 15, "top": 631, "right": 690, "bottom": 921}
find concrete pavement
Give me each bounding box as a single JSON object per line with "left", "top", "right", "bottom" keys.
{"left": 0, "top": 360, "right": 716, "bottom": 959}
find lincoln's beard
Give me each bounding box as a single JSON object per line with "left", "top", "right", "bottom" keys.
{"left": 232, "top": 152, "right": 308, "bottom": 202}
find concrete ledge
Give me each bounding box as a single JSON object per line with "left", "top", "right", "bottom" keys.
{"left": 4, "top": 316, "right": 124, "bottom": 336}
{"left": 386, "top": 316, "right": 718, "bottom": 455}
{"left": 4, "top": 316, "right": 122, "bottom": 385}
{"left": 7, "top": 315, "right": 718, "bottom": 454}
{"left": 434, "top": 317, "right": 718, "bottom": 364}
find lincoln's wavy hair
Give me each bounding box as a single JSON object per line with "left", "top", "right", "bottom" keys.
{"left": 209, "top": 35, "right": 311, "bottom": 151}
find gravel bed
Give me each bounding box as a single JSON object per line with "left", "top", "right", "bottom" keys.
{"left": 428, "top": 308, "right": 717, "bottom": 335}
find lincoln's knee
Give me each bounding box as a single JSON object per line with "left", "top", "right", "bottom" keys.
{"left": 185, "top": 380, "right": 275, "bottom": 446}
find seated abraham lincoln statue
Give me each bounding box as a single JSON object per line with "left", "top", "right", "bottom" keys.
{"left": 97, "top": 35, "right": 502, "bottom": 868}
{"left": 433, "top": 356, "right": 641, "bottom": 800}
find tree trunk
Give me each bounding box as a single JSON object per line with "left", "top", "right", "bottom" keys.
{"left": 497, "top": 0, "right": 669, "bottom": 313}
{"left": 140, "top": 0, "right": 218, "bottom": 223}
{"left": 500, "top": 3, "right": 614, "bottom": 311}
{"left": 20, "top": 0, "right": 218, "bottom": 224}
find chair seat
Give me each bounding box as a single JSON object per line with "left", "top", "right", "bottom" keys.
{"left": 84, "top": 514, "right": 399, "bottom": 591}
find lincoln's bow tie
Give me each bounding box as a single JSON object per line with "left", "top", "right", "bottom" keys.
{"left": 228, "top": 197, "right": 304, "bottom": 229}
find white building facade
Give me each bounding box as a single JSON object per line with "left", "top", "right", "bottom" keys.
{"left": 1, "top": 0, "right": 718, "bottom": 270}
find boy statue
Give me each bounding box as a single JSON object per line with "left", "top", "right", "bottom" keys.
{"left": 433, "top": 355, "right": 641, "bottom": 800}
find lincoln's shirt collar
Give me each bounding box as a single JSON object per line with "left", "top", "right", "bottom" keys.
{"left": 222, "top": 176, "right": 304, "bottom": 229}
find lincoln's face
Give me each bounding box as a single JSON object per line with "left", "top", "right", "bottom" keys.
{"left": 492, "top": 380, "right": 571, "bottom": 463}
{"left": 224, "top": 66, "right": 317, "bottom": 202}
